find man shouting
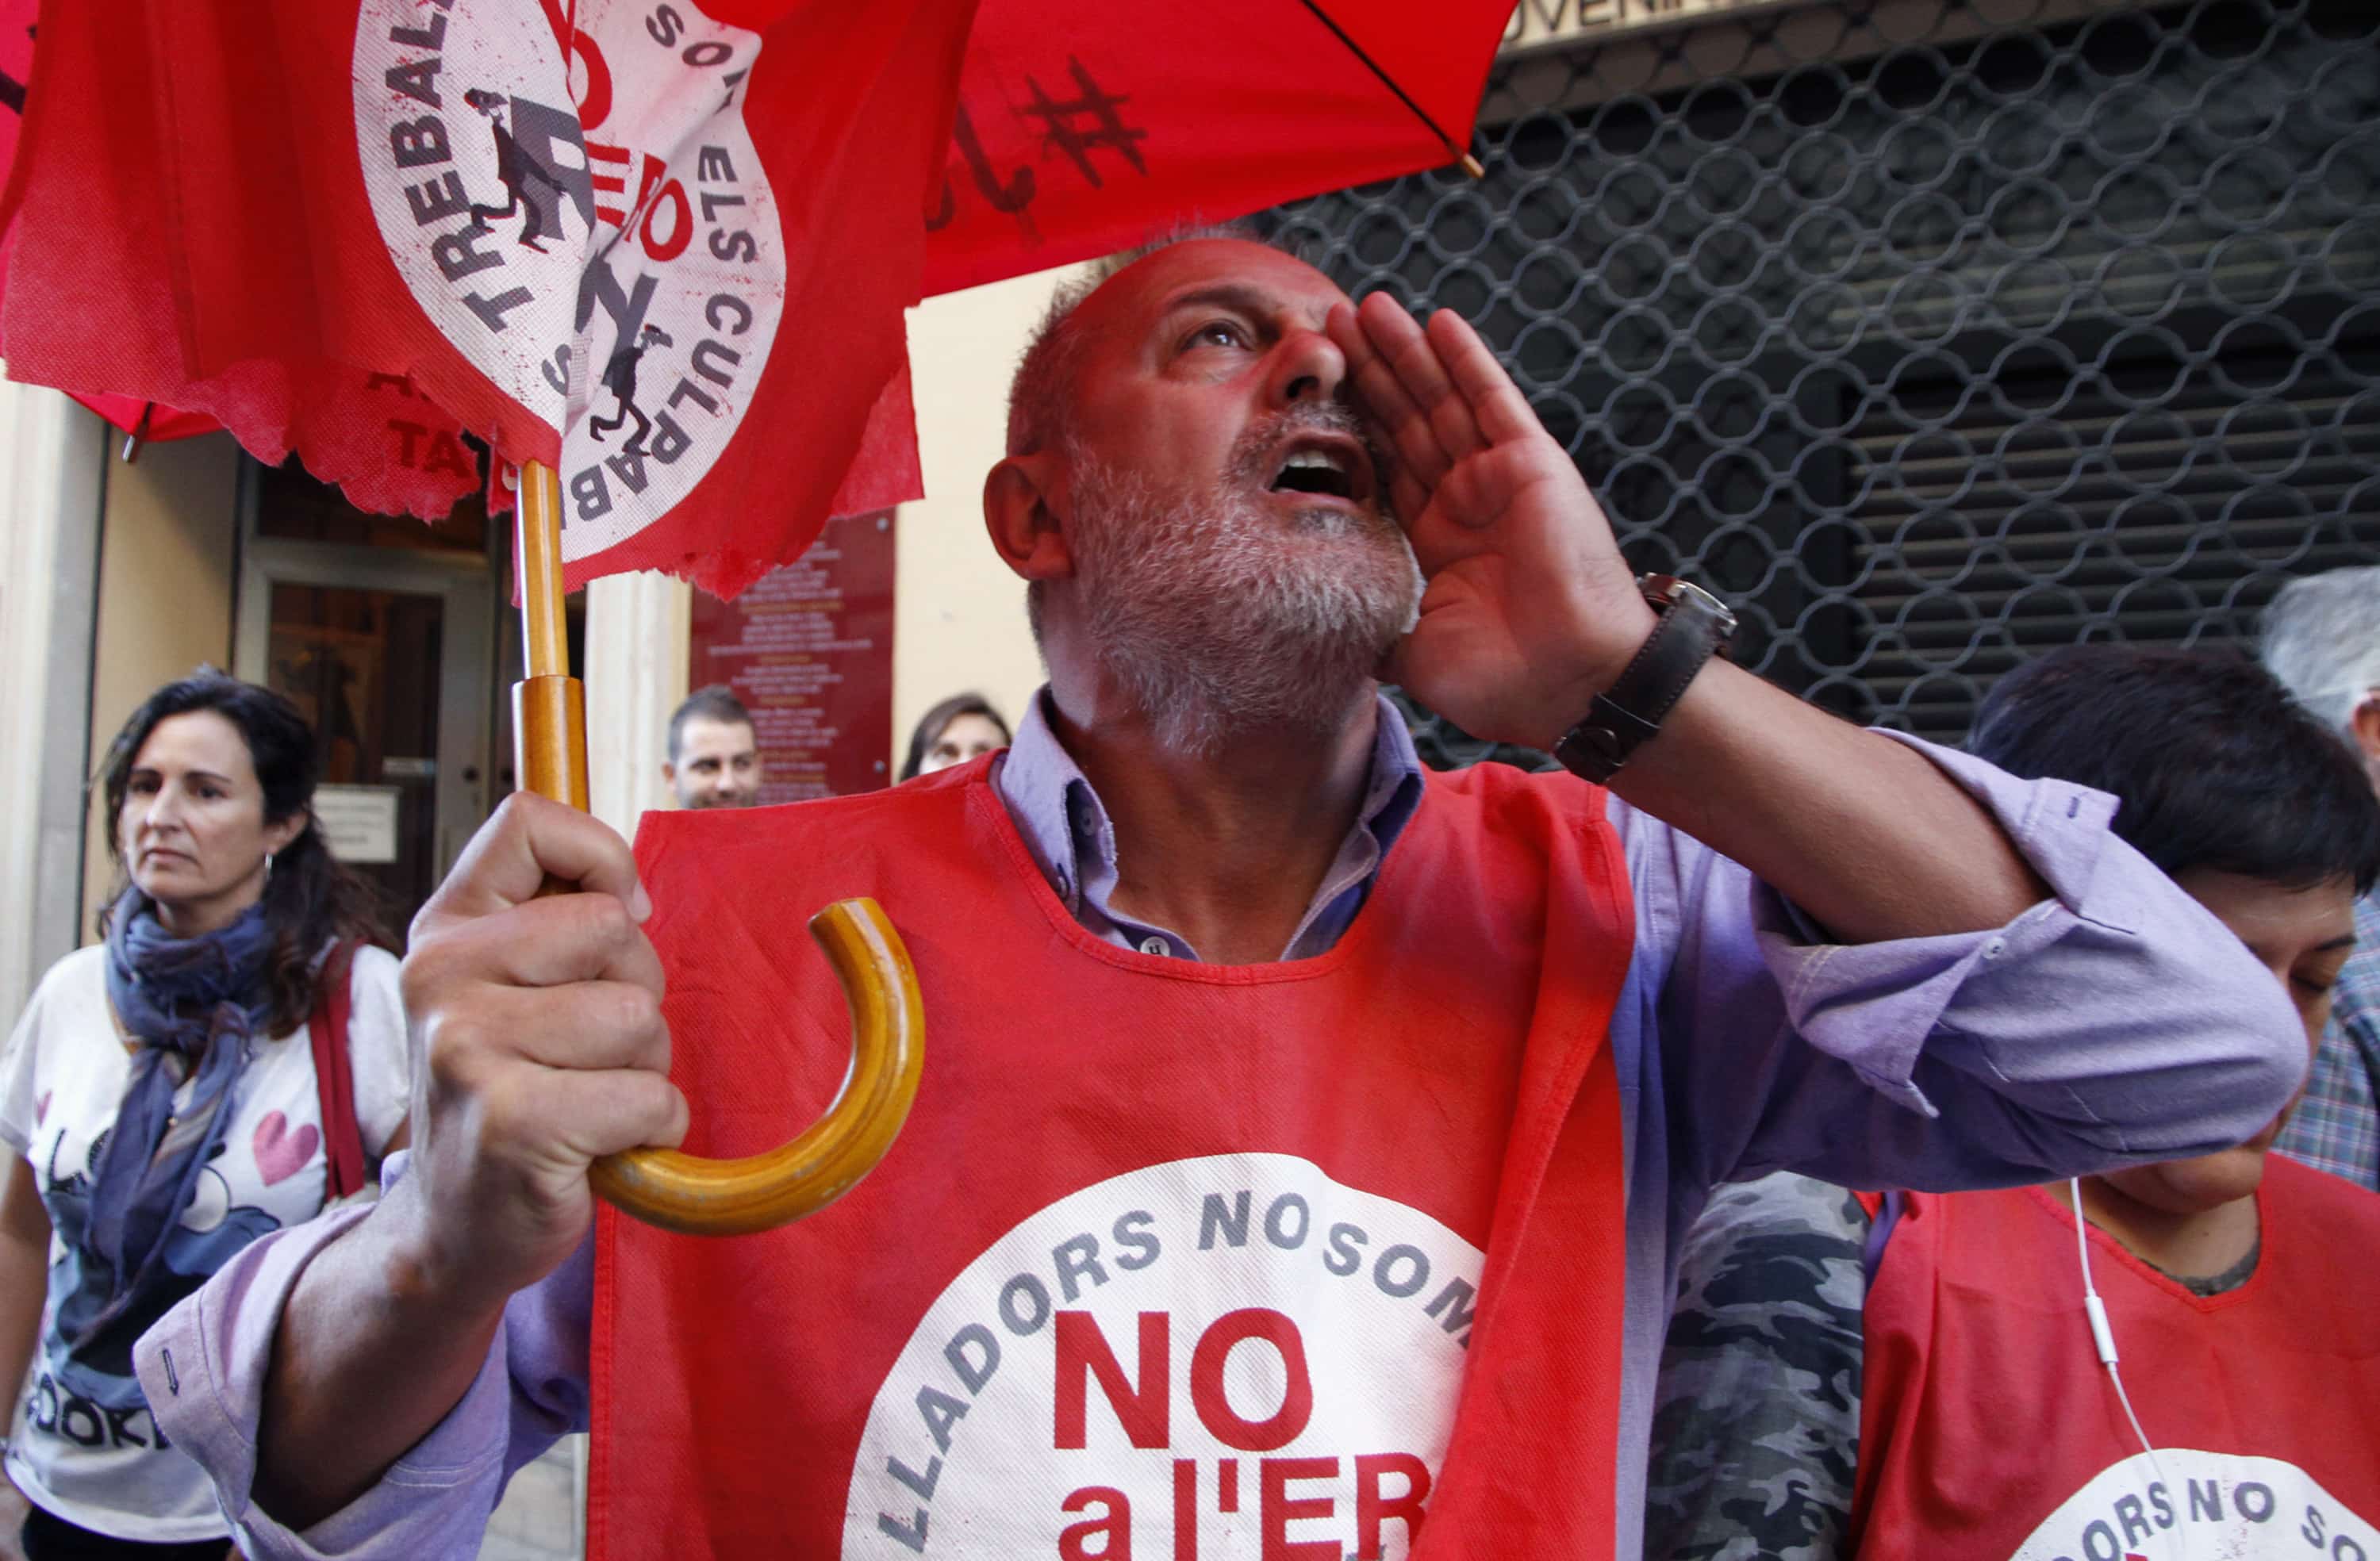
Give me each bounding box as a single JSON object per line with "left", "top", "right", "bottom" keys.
{"left": 136, "top": 238, "right": 2305, "bottom": 1559}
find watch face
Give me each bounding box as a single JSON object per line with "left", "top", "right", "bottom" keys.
{"left": 1672, "top": 580, "right": 1739, "bottom": 635}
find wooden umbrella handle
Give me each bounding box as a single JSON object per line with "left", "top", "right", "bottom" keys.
{"left": 512, "top": 460, "right": 925, "bottom": 1234}
{"left": 588, "top": 897, "right": 925, "bottom": 1233}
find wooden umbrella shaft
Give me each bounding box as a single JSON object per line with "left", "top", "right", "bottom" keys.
{"left": 508, "top": 458, "right": 923, "bottom": 1237}
{"left": 515, "top": 461, "right": 589, "bottom": 809}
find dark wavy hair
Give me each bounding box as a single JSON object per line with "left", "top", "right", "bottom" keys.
{"left": 98, "top": 671, "right": 393, "bottom": 1034}
{"left": 1971, "top": 644, "right": 2380, "bottom": 896}
{"left": 900, "top": 692, "right": 1012, "bottom": 780}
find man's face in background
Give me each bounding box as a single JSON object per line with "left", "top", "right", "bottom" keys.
{"left": 2096, "top": 865, "right": 2358, "bottom": 1214}
{"left": 666, "top": 716, "right": 763, "bottom": 808}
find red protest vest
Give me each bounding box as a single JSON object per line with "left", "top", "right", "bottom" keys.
{"left": 1851, "top": 1157, "right": 2380, "bottom": 1559}
{"left": 590, "top": 755, "right": 1636, "bottom": 1560}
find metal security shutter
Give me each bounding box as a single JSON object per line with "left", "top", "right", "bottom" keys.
{"left": 1265, "top": 0, "right": 2380, "bottom": 751}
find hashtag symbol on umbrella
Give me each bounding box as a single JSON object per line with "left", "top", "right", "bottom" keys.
{"left": 1021, "top": 57, "right": 1149, "bottom": 189}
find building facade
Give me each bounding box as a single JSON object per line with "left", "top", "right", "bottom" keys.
{"left": 1270, "top": 0, "right": 2380, "bottom": 754}
{"left": 3, "top": 0, "right": 2377, "bottom": 1554}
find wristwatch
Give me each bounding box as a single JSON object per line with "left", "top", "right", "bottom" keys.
{"left": 1552, "top": 574, "right": 1737, "bottom": 784}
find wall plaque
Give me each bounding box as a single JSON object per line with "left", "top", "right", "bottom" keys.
{"left": 685, "top": 510, "right": 896, "bottom": 805}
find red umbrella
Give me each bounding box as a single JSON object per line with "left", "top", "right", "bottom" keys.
{"left": 5, "top": 0, "right": 1508, "bottom": 585}
{"left": 0, "top": 0, "right": 502, "bottom": 498}
{"left": 0, "top": 10, "right": 205, "bottom": 454}
{"left": 0, "top": 0, "right": 1516, "bottom": 1230}
{"left": 4, "top": 2, "right": 1499, "bottom": 458}
{"left": 920, "top": 0, "right": 1494, "bottom": 294}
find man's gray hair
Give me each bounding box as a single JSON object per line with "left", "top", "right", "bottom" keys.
{"left": 1003, "top": 221, "right": 1296, "bottom": 459}
{"left": 2260, "top": 565, "right": 2380, "bottom": 735}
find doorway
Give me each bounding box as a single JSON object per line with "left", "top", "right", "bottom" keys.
{"left": 232, "top": 459, "right": 498, "bottom": 934}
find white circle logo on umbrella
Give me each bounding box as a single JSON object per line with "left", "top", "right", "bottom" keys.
{"left": 351, "top": 0, "right": 785, "bottom": 557}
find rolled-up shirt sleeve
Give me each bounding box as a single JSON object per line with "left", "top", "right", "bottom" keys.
{"left": 1630, "top": 731, "right": 2307, "bottom": 1195}
{"left": 132, "top": 1155, "right": 592, "bottom": 1561}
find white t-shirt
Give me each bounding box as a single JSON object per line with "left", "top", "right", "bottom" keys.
{"left": 0, "top": 942, "right": 409, "bottom": 1542}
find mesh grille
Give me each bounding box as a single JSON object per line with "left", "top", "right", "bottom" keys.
{"left": 1263, "top": 0, "right": 2380, "bottom": 753}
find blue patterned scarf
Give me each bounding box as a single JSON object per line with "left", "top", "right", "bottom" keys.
{"left": 83, "top": 896, "right": 275, "bottom": 1344}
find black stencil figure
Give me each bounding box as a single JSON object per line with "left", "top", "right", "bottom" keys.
{"left": 464, "top": 88, "right": 566, "bottom": 253}
{"left": 1022, "top": 59, "right": 1149, "bottom": 188}
{"left": 926, "top": 102, "right": 1038, "bottom": 232}
{"left": 588, "top": 324, "right": 674, "bottom": 455}
{"left": 2, "top": 17, "right": 29, "bottom": 118}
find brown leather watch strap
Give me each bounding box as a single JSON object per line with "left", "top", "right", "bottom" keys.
{"left": 1552, "top": 575, "right": 1736, "bottom": 783}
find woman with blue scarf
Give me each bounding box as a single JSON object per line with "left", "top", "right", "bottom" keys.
{"left": 0, "top": 673, "right": 409, "bottom": 1560}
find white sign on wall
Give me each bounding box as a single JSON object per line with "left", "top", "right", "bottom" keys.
{"left": 1503, "top": 0, "right": 1791, "bottom": 51}
{"left": 314, "top": 784, "right": 401, "bottom": 865}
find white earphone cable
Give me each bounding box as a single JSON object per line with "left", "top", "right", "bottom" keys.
{"left": 2070, "top": 1177, "right": 2185, "bottom": 1561}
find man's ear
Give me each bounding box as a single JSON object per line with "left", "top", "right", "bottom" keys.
{"left": 2352, "top": 691, "right": 2380, "bottom": 778}
{"left": 660, "top": 761, "right": 677, "bottom": 785}
{"left": 984, "top": 452, "right": 1074, "bottom": 585}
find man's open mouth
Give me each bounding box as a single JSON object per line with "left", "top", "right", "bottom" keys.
{"left": 1267, "top": 439, "right": 1365, "bottom": 503}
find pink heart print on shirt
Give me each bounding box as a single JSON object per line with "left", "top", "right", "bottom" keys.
{"left": 252, "top": 1110, "right": 321, "bottom": 1186}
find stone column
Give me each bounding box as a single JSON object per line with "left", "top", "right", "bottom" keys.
{"left": 582, "top": 569, "right": 692, "bottom": 843}
{"left": 0, "top": 379, "right": 106, "bottom": 1017}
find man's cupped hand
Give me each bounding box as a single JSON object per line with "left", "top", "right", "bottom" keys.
{"left": 1329, "top": 295, "right": 1658, "bottom": 752}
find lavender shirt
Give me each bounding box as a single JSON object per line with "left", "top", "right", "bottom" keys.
{"left": 133, "top": 692, "right": 2305, "bottom": 1560}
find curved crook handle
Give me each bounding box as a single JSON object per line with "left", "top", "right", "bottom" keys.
{"left": 589, "top": 897, "right": 925, "bottom": 1237}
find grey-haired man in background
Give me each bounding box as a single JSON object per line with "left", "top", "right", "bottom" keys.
{"left": 2264, "top": 564, "right": 2380, "bottom": 1188}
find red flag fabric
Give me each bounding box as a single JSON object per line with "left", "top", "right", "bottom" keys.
{"left": 0, "top": 0, "right": 25, "bottom": 188}
{"left": 1, "top": 1, "right": 507, "bottom": 516}
{"left": 0, "top": 0, "right": 217, "bottom": 449}
{"left": 55, "top": 397, "right": 217, "bottom": 447}
{"left": 595, "top": 761, "right": 1637, "bottom": 1558}
{"left": 919, "top": 0, "right": 1514, "bottom": 295}
{"left": 2, "top": 0, "right": 1511, "bottom": 593}
{"left": 0, "top": 0, "right": 495, "bottom": 474}
{"left": 496, "top": 0, "right": 970, "bottom": 592}
{"left": 2, "top": 0, "right": 968, "bottom": 593}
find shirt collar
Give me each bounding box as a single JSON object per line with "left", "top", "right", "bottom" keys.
{"left": 992, "top": 685, "right": 1426, "bottom": 919}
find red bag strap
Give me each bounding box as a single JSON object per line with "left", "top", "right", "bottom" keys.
{"left": 308, "top": 940, "right": 367, "bottom": 1202}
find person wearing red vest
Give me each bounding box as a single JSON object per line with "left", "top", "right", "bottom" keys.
{"left": 1645, "top": 645, "right": 2380, "bottom": 1561}
{"left": 139, "top": 239, "right": 2308, "bottom": 1560}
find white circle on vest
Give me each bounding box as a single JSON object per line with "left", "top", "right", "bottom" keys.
{"left": 843, "top": 1153, "right": 1484, "bottom": 1559}
{"left": 2008, "top": 1448, "right": 2377, "bottom": 1559}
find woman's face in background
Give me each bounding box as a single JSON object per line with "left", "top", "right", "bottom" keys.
{"left": 120, "top": 710, "right": 301, "bottom": 935}
{"left": 921, "top": 712, "right": 1009, "bottom": 773}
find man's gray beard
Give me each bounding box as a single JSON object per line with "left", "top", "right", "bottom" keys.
{"left": 1061, "top": 430, "right": 1423, "bottom": 757}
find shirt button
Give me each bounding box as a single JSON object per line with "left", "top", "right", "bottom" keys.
{"left": 1138, "top": 935, "right": 1170, "bottom": 957}
{"left": 1054, "top": 869, "right": 1072, "bottom": 899}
